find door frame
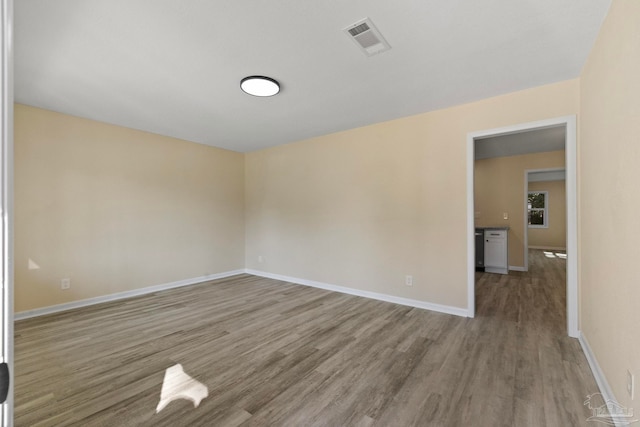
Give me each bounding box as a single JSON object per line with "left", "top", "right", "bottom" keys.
{"left": 1, "top": 0, "right": 13, "bottom": 424}
{"left": 466, "top": 116, "right": 578, "bottom": 338}
{"left": 523, "top": 167, "right": 566, "bottom": 272}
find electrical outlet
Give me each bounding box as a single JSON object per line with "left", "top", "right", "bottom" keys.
{"left": 61, "top": 278, "right": 71, "bottom": 290}
{"left": 405, "top": 275, "right": 413, "bottom": 286}
{"left": 628, "top": 370, "right": 635, "bottom": 399}
{"left": 503, "top": 212, "right": 509, "bottom": 220}
{"left": 258, "top": 255, "right": 264, "bottom": 263}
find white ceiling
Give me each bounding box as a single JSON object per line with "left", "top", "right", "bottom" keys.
{"left": 14, "top": 1, "right": 611, "bottom": 152}
{"left": 475, "top": 126, "right": 566, "bottom": 160}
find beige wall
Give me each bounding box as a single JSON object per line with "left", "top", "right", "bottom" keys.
{"left": 15, "top": 104, "right": 245, "bottom": 312}
{"left": 580, "top": 0, "right": 640, "bottom": 410}
{"left": 246, "top": 80, "right": 579, "bottom": 309}
{"left": 527, "top": 180, "right": 566, "bottom": 249}
{"left": 474, "top": 151, "right": 565, "bottom": 267}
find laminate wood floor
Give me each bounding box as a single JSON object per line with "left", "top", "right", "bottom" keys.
{"left": 14, "top": 250, "right": 601, "bottom": 426}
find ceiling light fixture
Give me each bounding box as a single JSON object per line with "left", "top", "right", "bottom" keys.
{"left": 240, "top": 76, "right": 280, "bottom": 97}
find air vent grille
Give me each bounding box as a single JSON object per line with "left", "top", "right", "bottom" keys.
{"left": 348, "top": 23, "right": 370, "bottom": 37}
{"left": 344, "top": 18, "right": 391, "bottom": 57}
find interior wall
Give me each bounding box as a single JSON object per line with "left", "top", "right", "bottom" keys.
{"left": 14, "top": 104, "right": 245, "bottom": 312}
{"left": 579, "top": 0, "right": 640, "bottom": 410}
{"left": 245, "top": 80, "right": 579, "bottom": 310}
{"left": 527, "top": 180, "right": 566, "bottom": 249}
{"left": 474, "top": 151, "right": 566, "bottom": 268}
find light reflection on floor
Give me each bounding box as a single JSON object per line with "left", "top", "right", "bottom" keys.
{"left": 543, "top": 251, "right": 567, "bottom": 259}
{"left": 156, "top": 364, "right": 209, "bottom": 414}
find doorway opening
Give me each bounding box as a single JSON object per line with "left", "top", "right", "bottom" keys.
{"left": 466, "top": 116, "right": 578, "bottom": 337}
{"left": 525, "top": 168, "right": 567, "bottom": 271}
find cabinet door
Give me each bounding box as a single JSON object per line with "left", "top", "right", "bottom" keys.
{"left": 484, "top": 238, "right": 506, "bottom": 268}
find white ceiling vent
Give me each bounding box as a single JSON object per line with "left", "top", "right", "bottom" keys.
{"left": 344, "top": 18, "right": 391, "bottom": 57}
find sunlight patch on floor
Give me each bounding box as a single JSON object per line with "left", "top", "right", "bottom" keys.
{"left": 543, "top": 251, "right": 567, "bottom": 259}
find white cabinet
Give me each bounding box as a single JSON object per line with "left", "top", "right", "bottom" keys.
{"left": 484, "top": 229, "right": 508, "bottom": 274}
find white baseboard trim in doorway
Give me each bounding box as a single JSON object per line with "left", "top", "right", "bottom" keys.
{"left": 508, "top": 266, "right": 526, "bottom": 272}
{"left": 578, "top": 332, "right": 626, "bottom": 427}
{"left": 14, "top": 269, "right": 245, "bottom": 321}
{"left": 245, "top": 269, "right": 470, "bottom": 318}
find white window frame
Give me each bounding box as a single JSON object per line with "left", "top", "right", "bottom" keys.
{"left": 528, "top": 191, "right": 548, "bottom": 228}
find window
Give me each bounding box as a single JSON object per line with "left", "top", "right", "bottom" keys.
{"left": 528, "top": 191, "right": 548, "bottom": 228}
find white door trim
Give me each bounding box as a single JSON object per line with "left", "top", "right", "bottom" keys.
{"left": 1, "top": 0, "right": 13, "bottom": 424}
{"left": 467, "top": 116, "right": 578, "bottom": 337}
{"left": 524, "top": 167, "right": 566, "bottom": 272}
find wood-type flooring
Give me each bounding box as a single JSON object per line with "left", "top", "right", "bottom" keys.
{"left": 14, "top": 249, "right": 601, "bottom": 426}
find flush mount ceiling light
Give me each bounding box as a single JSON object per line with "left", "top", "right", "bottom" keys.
{"left": 240, "top": 76, "right": 280, "bottom": 97}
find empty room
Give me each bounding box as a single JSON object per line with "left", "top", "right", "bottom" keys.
{"left": 1, "top": 1, "right": 639, "bottom": 426}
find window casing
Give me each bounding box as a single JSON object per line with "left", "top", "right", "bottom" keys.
{"left": 528, "top": 191, "right": 548, "bottom": 228}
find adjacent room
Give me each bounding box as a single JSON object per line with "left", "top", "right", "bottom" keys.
{"left": 1, "top": 0, "right": 638, "bottom": 426}
{"left": 474, "top": 126, "right": 567, "bottom": 308}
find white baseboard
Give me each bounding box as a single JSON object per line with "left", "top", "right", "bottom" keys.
{"left": 579, "top": 332, "right": 626, "bottom": 427}
{"left": 508, "top": 266, "right": 526, "bottom": 272}
{"left": 528, "top": 246, "right": 567, "bottom": 251}
{"left": 245, "top": 269, "right": 470, "bottom": 318}
{"left": 14, "top": 269, "right": 245, "bottom": 321}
